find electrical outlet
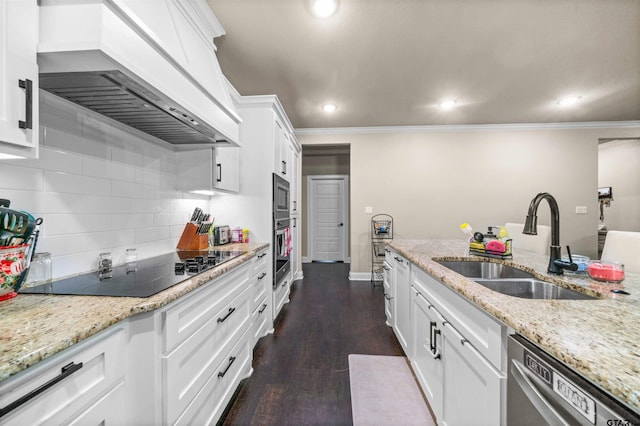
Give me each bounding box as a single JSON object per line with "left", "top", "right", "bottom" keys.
{"left": 364, "top": 206, "right": 373, "bottom": 214}
{"left": 575, "top": 206, "right": 588, "bottom": 214}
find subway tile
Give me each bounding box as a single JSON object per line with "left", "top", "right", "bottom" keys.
{"left": 82, "top": 156, "right": 137, "bottom": 182}
{"left": 0, "top": 163, "right": 44, "bottom": 191}
{"left": 36, "top": 234, "right": 84, "bottom": 256}
{"left": 82, "top": 230, "right": 136, "bottom": 252}
{"left": 111, "top": 213, "right": 154, "bottom": 230}
{"left": 135, "top": 226, "right": 172, "bottom": 244}
{"left": 81, "top": 195, "right": 135, "bottom": 214}
{"left": 43, "top": 126, "right": 110, "bottom": 160}
{"left": 44, "top": 213, "right": 112, "bottom": 235}
{"left": 8, "top": 146, "right": 83, "bottom": 174}
{"left": 44, "top": 170, "right": 111, "bottom": 196}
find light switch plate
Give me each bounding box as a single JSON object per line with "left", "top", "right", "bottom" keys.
{"left": 364, "top": 206, "right": 373, "bottom": 214}
{"left": 575, "top": 206, "right": 588, "bottom": 214}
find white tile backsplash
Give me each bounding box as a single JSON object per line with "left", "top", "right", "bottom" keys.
{"left": 0, "top": 94, "right": 211, "bottom": 279}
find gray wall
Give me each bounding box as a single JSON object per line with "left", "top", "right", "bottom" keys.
{"left": 298, "top": 125, "right": 640, "bottom": 275}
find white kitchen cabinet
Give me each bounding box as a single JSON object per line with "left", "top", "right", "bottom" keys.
{"left": 383, "top": 249, "right": 394, "bottom": 327}
{"left": 289, "top": 141, "right": 300, "bottom": 213}
{"left": 0, "top": 325, "right": 126, "bottom": 425}
{"left": 214, "top": 95, "right": 302, "bottom": 326}
{"left": 291, "top": 214, "right": 301, "bottom": 280}
{"left": 273, "top": 271, "right": 291, "bottom": 321}
{"left": 126, "top": 259, "right": 253, "bottom": 424}
{"left": 441, "top": 320, "right": 504, "bottom": 426}
{"left": 391, "top": 250, "right": 411, "bottom": 353}
{"left": 412, "top": 289, "right": 444, "bottom": 418}
{"left": 273, "top": 117, "right": 290, "bottom": 179}
{"left": 251, "top": 248, "right": 271, "bottom": 346}
{"left": 176, "top": 146, "right": 239, "bottom": 194}
{"left": 410, "top": 266, "right": 507, "bottom": 425}
{"left": 0, "top": 0, "right": 39, "bottom": 159}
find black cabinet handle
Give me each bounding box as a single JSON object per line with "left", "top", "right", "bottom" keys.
{"left": 216, "top": 163, "right": 222, "bottom": 182}
{"left": 293, "top": 218, "right": 297, "bottom": 228}
{"left": 18, "top": 79, "right": 33, "bottom": 130}
{"left": 257, "top": 253, "right": 267, "bottom": 259}
{"left": 259, "top": 303, "right": 267, "bottom": 314}
{"left": 282, "top": 160, "right": 287, "bottom": 174}
{"left": 217, "top": 307, "right": 236, "bottom": 323}
{"left": 217, "top": 356, "right": 236, "bottom": 378}
{"left": 281, "top": 280, "right": 288, "bottom": 287}
{"left": 0, "top": 361, "right": 83, "bottom": 418}
{"left": 258, "top": 272, "right": 267, "bottom": 280}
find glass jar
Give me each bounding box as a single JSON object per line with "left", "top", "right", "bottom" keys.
{"left": 24, "top": 252, "right": 52, "bottom": 288}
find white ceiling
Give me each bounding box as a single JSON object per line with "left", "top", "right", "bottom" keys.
{"left": 207, "top": 0, "right": 640, "bottom": 130}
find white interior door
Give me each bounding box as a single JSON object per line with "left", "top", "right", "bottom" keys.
{"left": 308, "top": 175, "right": 348, "bottom": 262}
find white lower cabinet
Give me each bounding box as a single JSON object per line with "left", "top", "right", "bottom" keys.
{"left": 127, "top": 259, "right": 255, "bottom": 424}
{"left": 0, "top": 325, "right": 126, "bottom": 425}
{"left": 383, "top": 259, "right": 393, "bottom": 326}
{"left": 406, "top": 263, "right": 507, "bottom": 425}
{"left": 391, "top": 251, "right": 411, "bottom": 354}
{"left": 251, "top": 248, "right": 271, "bottom": 346}
{"left": 273, "top": 272, "right": 291, "bottom": 322}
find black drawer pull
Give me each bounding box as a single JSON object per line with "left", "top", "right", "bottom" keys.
{"left": 258, "top": 272, "right": 267, "bottom": 280}
{"left": 217, "top": 307, "right": 236, "bottom": 323}
{"left": 18, "top": 79, "right": 33, "bottom": 130}
{"left": 257, "top": 253, "right": 267, "bottom": 259}
{"left": 281, "top": 280, "right": 288, "bottom": 287}
{"left": 216, "top": 163, "right": 222, "bottom": 182}
{"left": 0, "top": 361, "right": 83, "bottom": 418}
{"left": 217, "top": 356, "right": 236, "bottom": 378}
{"left": 259, "top": 303, "right": 267, "bottom": 314}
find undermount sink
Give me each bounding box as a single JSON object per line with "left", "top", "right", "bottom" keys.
{"left": 436, "top": 260, "right": 595, "bottom": 300}
{"left": 473, "top": 278, "right": 596, "bottom": 300}
{"left": 436, "top": 261, "right": 535, "bottom": 279}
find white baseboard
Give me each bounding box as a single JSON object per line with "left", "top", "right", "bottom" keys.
{"left": 348, "top": 271, "right": 373, "bottom": 281}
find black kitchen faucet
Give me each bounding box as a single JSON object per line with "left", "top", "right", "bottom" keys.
{"left": 523, "top": 192, "right": 578, "bottom": 275}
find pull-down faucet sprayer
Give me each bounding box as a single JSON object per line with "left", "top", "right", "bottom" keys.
{"left": 523, "top": 192, "right": 577, "bottom": 275}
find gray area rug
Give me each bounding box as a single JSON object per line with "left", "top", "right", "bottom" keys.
{"left": 348, "top": 354, "right": 435, "bottom": 426}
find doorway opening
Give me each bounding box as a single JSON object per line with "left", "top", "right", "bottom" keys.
{"left": 301, "top": 144, "right": 351, "bottom": 263}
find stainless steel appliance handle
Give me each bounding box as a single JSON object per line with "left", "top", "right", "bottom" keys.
{"left": 511, "top": 359, "right": 570, "bottom": 426}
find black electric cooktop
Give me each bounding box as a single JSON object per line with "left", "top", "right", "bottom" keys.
{"left": 20, "top": 250, "right": 246, "bottom": 298}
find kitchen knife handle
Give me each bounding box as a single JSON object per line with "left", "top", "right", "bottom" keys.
{"left": 18, "top": 79, "right": 33, "bottom": 130}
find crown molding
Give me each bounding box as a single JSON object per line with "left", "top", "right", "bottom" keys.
{"left": 294, "top": 121, "right": 640, "bottom": 136}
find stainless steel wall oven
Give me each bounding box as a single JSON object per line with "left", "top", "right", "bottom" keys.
{"left": 273, "top": 173, "right": 290, "bottom": 287}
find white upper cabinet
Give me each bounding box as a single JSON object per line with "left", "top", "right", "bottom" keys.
{"left": 0, "top": 0, "right": 39, "bottom": 159}
{"left": 176, "top": 146, "right": 239, "bottom": 194}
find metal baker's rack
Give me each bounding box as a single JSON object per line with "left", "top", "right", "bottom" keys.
{"left": 371, "top": 213, "right": 393, "bottom": 285}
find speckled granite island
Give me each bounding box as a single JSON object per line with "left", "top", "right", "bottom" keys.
{"left": 387, "top": 239, "right": 640, "bottom": 415}
{"left": 0, "top": 242, "right": 268, "bottom": 383}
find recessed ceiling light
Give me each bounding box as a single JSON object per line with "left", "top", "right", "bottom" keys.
{"left": 439, "top": 100, "right": 457, "bottom": 110}
{"left": 322, "top": 103, "right": 337, "bottom": 113}
{"left": 556, "top": 96, "right": 582, "bottom": 107}
{"left": 312, "top": 0, "right": 338, "bottom": 18}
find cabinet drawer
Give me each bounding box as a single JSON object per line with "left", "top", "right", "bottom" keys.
{"left": 163, "top": 263, "right": 250, "bottom": 353}
{"left": 67, "top": 380, "right": 125, "bottom": 426}
{"left": 0, "top": 326, "right": 125, "bottom": 425}
{"left": 412, "top": 267, "right": 506, "bottom": 371}
{"left": 251, "top": 295, "right": 270, "bottom": 346}
{"left": 163, "top": 286, "right": 251, "bottom": 424}
{"left": 252, "top": 249, "right": 269, "bottom": 274}
{"left": 251, "top": 268, "right": 268, "bottom": 312}
{"left": 173, "top": 327, "right": 253, "bottom": 425}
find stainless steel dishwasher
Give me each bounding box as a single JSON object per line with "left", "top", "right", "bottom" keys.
{"left": 507, "top": 334, "right": 640, "bottom": 425}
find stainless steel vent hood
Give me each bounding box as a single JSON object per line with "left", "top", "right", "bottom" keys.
{"left": 37, "top": 0, "right": 241, "bottom": 146}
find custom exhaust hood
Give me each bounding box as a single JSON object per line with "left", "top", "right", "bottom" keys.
{"left": 37, "top": 0, "right": 241, "bottom": 146}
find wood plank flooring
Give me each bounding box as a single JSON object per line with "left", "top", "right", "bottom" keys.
{"left": 219, "top": 262, "right": 404, "bottom": 425}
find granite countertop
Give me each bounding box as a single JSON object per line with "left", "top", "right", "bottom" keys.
{"left": 388, "top": 239, "right": 640, "bottom": 415}
{"left": 0, "top": 242, "right": 269, "bottom": 383}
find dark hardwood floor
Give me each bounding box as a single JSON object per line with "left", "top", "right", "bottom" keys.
{"left": 219, "top": 262, "right": 404, "bottom": 426}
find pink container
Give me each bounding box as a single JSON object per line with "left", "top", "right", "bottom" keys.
{"left": 587, "top": 261, "right": 625, "bottom": 283}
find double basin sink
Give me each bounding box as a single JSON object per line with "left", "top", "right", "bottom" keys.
{"left": 436, "top": 261, "right": 595, "bottom": 300}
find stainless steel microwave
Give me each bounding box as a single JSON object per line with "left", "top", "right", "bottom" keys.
{"left": 273, "top": 173, "right": 290, "bottom": 220}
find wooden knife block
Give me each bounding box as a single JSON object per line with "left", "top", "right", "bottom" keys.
{"left": 177, "top": 223, "right": 209, "bottom": 250}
